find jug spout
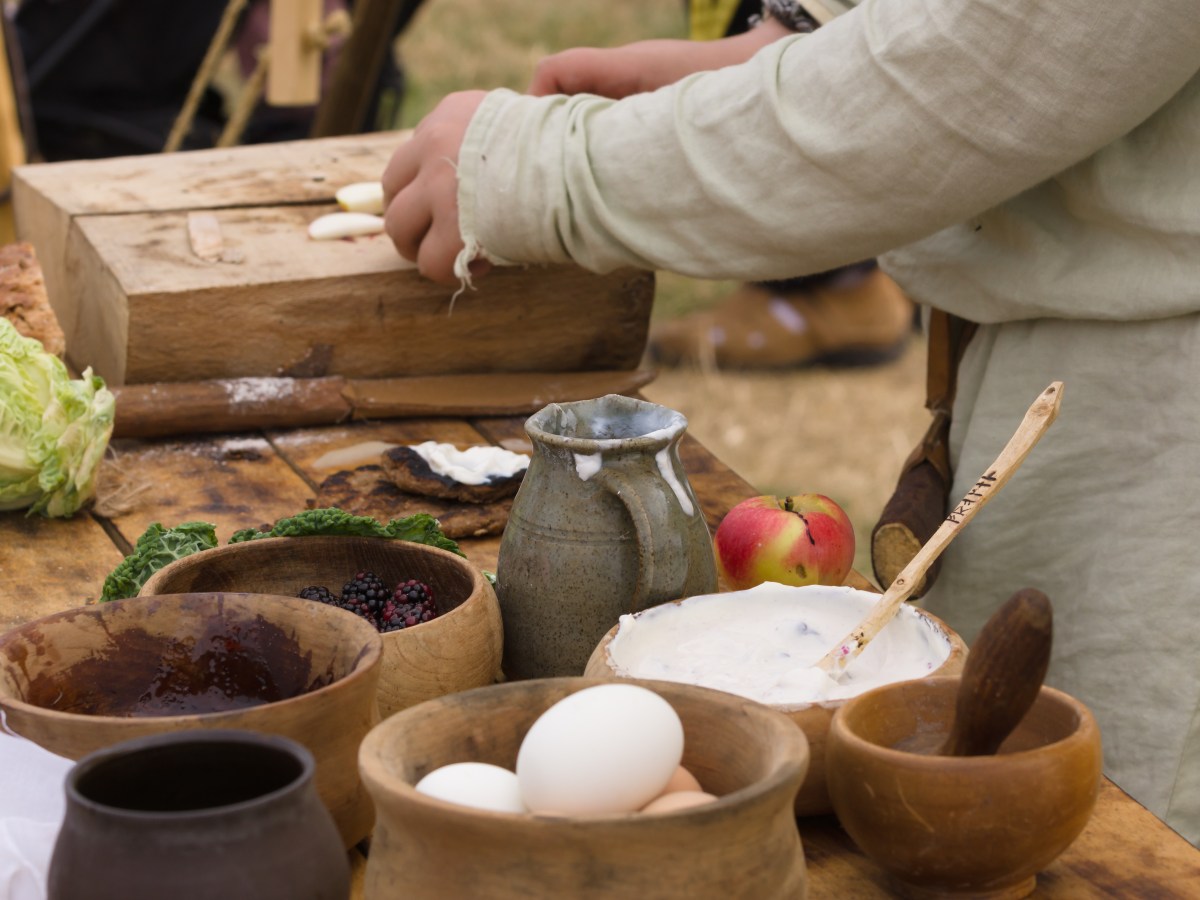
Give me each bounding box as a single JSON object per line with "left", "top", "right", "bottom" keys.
{"left": 527, "top": 394, "right": 688, "bottom": 450}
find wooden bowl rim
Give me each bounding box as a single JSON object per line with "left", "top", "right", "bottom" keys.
{"left": 359, "top": 675, "right": 810, "bottom": 824}
{"left": 140, "top": 536, "right": 494, "bottom": 641}
{"left": 828, "top": 675, "right": 1100, "bottom": 769}
{"left": 590, "top": 591, "right": 968, "bottom": 713}
{"left": 0, "top": 591, "right": 383, "bottom": 727}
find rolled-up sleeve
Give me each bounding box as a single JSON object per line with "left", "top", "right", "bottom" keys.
{"left": 455, "top": 0, "right": 1200, "bottom": 282}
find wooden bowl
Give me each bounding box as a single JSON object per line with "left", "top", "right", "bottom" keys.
{"left": 359, "top": 677, "right": 809, "bottom": 899}
{"left": 826, "top": 676, "right": 1102, "bottom": 899}
{"left": 141, "top": 536, "right": 503, "bottom": 720}
{"left": 585, "top": 588, "right": 967, "bottom": 816}
{"left": 0, "top": 592, "right": 381, "bottom": 848}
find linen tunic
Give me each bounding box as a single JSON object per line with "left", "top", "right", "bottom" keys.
{"left": 453, "top": 0, "right": 1200, "bottom": 844}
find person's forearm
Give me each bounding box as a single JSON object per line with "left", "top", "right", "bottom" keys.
{"left": 528, "top": 18, "right": 795, "bottom": 99}
{"left": 620, "top": 18, "right": 795, "bottom": 91}
{"left": 459, "top": 0, "right": 1200, "bottom": 281}
{"left": 689, "top": 17, "right": 793, "bottom": 69}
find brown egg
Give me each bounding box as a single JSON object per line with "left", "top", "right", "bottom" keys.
{"left": 641, "top": 791, "right": 718, "bottom": 814}
{"left": 660, "top": 764, "right": 703, "bottom": 795}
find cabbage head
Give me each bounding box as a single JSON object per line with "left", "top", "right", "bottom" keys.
{"left": 0, "top": 319, "right": 115, "bottom": 516}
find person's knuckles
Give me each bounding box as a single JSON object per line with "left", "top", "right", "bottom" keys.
{"left": 383, "top": 190, "right": 430, "bottom": 263}
{"left": 416, "top": 245, "right": 457, "bottom": 285}
{"left": 416, "top": 217, "right": 465, "bottom": 285}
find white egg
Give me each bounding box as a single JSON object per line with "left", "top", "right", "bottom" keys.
{"left": 517, "top": 684, "right": 684, "bottom": 815}
{"left": 414, "top": 762, "right": 526, "bottom": 814}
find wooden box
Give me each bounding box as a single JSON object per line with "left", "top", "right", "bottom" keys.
{"left": 12, "top": 132, "right": 653, "bottom": 385}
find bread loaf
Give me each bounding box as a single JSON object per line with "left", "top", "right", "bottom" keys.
{"left": 0, "top": 241, "right": 65, "bottom": 357}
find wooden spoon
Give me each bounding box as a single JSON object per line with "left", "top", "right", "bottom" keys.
{"left": 940, "top": 587, "right": 1053, "bottom": 756}
{"left": 815, "top": 381, "right": 1064, "bottom": 676}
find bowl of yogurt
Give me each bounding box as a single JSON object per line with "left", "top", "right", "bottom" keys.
{"left": 583, "top": 583, "right": 967, "bottom": 815}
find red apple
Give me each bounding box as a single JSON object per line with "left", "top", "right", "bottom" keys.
{"left": 714, "top": 494, "right": 855, "bottom": 590}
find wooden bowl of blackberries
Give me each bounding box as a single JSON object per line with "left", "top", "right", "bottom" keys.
{"left": 141, "top": 536, "right": 504, "bottom": 721}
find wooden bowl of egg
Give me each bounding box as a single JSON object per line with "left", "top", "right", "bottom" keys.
{"left": 0, "top": 592, "right": 381, "bottom": 848}
{"left": 141, "top": 535, "right": 503, "bottom": 720}
{"left": 358, "top": 677, "right": 810, "bottom": 899}
{"left": 585, "top": 583, "right": 968, "bottom": 816}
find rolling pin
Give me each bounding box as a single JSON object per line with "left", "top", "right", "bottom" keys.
{"left": 111, "top": 370, "right": 657, "bottom": 439}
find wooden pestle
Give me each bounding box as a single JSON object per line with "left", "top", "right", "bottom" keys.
{"left": 941, "top": 588, "right": 1053, "bottom": 756}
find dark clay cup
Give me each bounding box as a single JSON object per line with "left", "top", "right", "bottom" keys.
{"left": 48, "top": 729, "right": 350, "bottom": 900}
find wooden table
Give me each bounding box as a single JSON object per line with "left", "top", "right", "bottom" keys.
{"left": 2, "top": 413, "right": 1197, "bottom": 897}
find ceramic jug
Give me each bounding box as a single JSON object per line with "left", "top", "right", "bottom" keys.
{"left": 48, "top": 729, "right": 350, "bottom": 900}
{"left": 497, "top": 394, "right": 717, "bottom": 679}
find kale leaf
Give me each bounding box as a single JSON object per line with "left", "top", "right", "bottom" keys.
{"left": 99, "top": 521, "right": 219, "bottom": 602}
{"left": 228, "top": 507, "right": 463, "bottom": 555}
{"left": 102, "top": 508, "right": 464, "bottom": 602}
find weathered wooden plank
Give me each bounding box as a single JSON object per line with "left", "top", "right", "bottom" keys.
{"left": 12, "top": 130, "right": 654, "bottom": 387}
{"left": 0, "top": 512, "right": 124, "bottom": 626}
{"left": 14, "top": 131, "right": 404, "bottom": 217}
{"left": 83, "top": 206, "right": 407, "bottom": 296}
{"left": 799, "top": 779, "right": 1200, "bottom": 898}
{"left": 458, "top": 536, "right": 501, "bottom": 580}
{"left": 466, "top": 416, "right": 535, "bottom": 454}
{"left": 13, "top": 133, "right": 403, "bottom": 339}
{"left": 57, "top": 201, "right": 654, "bottom": 384}
{"left": 268, "top": 418, "right": 491, "bottom": 481}
{"left": 268, "top": 418, "right": 508, "bottom": 577}
{"left": 12, "top": 187, "right": 75, "bottom": 349}
{"left": 100, "top": 434, "right": 316, "bottom": 546}
{"left": 3, "top": 418, "right": 1196, "bottom": 896}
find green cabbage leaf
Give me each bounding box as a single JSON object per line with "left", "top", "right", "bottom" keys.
{"left": 99, "top": 521, "right": 219, "bottom": 602}
{"left": 229, "top": 507, "right": 462, "bottom": 556}
{"left": 0, "top": 319, "right": 115, "bottom": 516}
{"left": 102, "top": 509, "right": 462, "bottom": 601}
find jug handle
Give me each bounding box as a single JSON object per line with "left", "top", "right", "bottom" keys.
{"left": 592, "top": 468, "right": 689, "bottom": 611}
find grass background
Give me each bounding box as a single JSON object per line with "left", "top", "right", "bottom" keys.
{"left": 394, "top": 0, "right": 930, "bottom": 582}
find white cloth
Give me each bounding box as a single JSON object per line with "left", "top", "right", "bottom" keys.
{"left": 452, "top": 0, "right": 1200, "bottom": 844}
{"left": 0, "top": 722, "right": 73, "bottom": 900}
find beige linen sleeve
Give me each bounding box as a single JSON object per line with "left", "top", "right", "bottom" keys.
{"left": 455, "top": 0, "right": 1200, "bottom": 281}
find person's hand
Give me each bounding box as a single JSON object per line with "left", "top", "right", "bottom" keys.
{"left": 382, "top": 90, "right": 489, "bottom": 285}
{"left": 529, "top": 22, "right": 793, "bottom": 99}
{"left": 529, "top": 41, "right": 709, "bottom": 99}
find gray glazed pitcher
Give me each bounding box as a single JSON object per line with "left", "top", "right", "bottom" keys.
{"left": 496, "top": 394, "right": 717, "bottom": 679}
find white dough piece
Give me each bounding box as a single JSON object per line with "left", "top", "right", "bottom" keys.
{"left": 307, "top": 212, "right": 385, "bottom": 240}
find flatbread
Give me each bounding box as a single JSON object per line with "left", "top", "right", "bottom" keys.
{"left": 0, "top": 242, "right": 65, "bottom": 358}
{"left": 309, "top": 465, "right": 511, "bottom": 538}
{"left": 380, "top": 445, "right": 525, "bottom": 503}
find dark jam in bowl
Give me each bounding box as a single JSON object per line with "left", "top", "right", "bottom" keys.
{"left": 23, "top": 616, "right": 336, "bottom": 717}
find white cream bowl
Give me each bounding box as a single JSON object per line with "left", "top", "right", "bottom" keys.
{"left": 585, "top": 583, "right": 968, "bottom": 815}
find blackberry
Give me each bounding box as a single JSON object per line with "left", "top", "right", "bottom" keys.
{"left": 297, "top": 585, "right": 338, "bottom": 605}
{"left": 341, "top": 571, "right": 389, "bottom": 624}
{"left": 391, "top": 579, "right": 435, "bottom": 607}
{"left": 341, "top": 601, "right": 377, "bottom": 625}
{"left": 379, "top": 603, "right": 435, "bottom": 632}
{"left": 379, "top": 580, "right": 439, "bottom": 632}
